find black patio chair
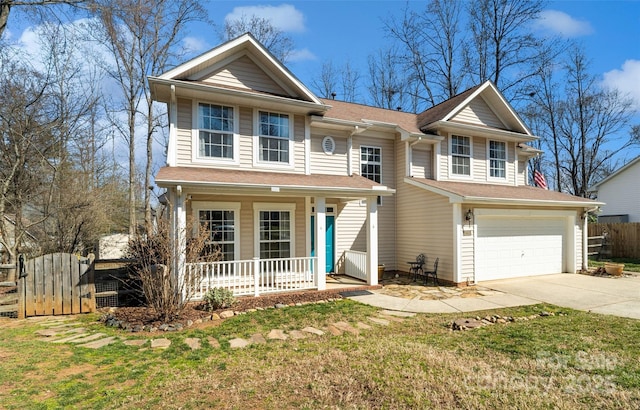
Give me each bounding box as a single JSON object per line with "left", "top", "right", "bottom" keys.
{"left": 424, "top": 257, "right": 439, "bottom": 286}
{"left": 409, "top": 253, "right": 426, "bottom": 282}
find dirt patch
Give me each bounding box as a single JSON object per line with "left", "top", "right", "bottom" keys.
{"left": 103, "top": 288, "right": 350, "bottom": 329}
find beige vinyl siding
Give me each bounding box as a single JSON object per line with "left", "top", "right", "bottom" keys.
{"left": 352, "top": 134, "right": 396, "bottom": 268}
{"left": 451, "top": 97, "right": 505, "bottom": 128}
{"left": 176, "top": 98, "right": 193, "bottom": 165}
{"left": 396, "top": 182, "right": 454, "bottom": 282}
{"left": 238, "top": 107, "right": 253, "bottom": 166}
{"left": 309, "top": 134, "right": 349, "bottom": 175}
{"left": 292, "top": 115, "right": 306, "bottom": 173}
{"left": 575, "top": 216, "right": 583, "bottom": 270}
{"left": 459, "top": 208, "right": 475, "bottom": 284}
{"left": 517, "top": 157, "right": 527, "bottom": 185}
{"left": 439, "top": 138, "right": 449, "bottom": 180}
{"left": 473, "top": 136, "right": 486, "bottom": 180}
{"left": 411, "top": 147, "right": 432, "bottom": 179}
{"left": 335, "top": 201, "right": 367, "bottom": 273}
{"left": 188, "top": 196, "right": 307, "bottom": 260}
{"left": 201, "top": 55, "right": 287, "bottom": 96}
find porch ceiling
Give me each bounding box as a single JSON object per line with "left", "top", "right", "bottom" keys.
{"left": 156, "top": 166, "right": 395, "bottom": 198}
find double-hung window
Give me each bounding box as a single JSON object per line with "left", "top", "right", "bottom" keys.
{"left": 451, "top": 135, "right": 471, "bottom": 176}
{"left": 198, "top": 103, "right": 234, "bottom": 160}
{"left": 258, "top": 111, "right": 290, "bottom": 163}
{"left": 489, "top": 140, "right": 506, "bottom": 179}
{"left": 361, "top": 146, "right": 382, "bottom": 205}
{"left": 259, "top": 210, "right": 291, "bottom": 259}
{"left": 195, "top": 203, "right": 239, "bottom": 262}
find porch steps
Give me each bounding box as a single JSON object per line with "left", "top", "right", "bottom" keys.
{"left": 26, "top": 308, "right": 415, "bottom": 351}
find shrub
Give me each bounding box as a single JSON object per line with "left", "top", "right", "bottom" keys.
{"left": 203, "top": 287, "right": 236, "bottom": 311}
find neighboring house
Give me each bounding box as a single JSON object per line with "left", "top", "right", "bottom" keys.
{"left": 149, "top": 33, "right": 601, "bottom": 297}
{"left": 0, "top": 215, "right": 40, "bottom": 263}
{"left": 590, "top": 156, "right": 640, "bottom": 223}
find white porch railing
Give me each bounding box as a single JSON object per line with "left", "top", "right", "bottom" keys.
{"left": 186, "top": 256, "right": 317, "bottom": 299}
{"left": 344, "top": 250, "right": 367, "bottom": 281}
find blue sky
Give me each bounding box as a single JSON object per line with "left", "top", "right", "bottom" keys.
{"left": 192, "top": 0, "right": 640, "bottom": 113}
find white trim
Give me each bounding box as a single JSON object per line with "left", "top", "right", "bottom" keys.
{"left": 167, "top": 85, "right": 177, "bottom": 166}
{"left": 322, "top": 136, "right": 336, "bottom": 155}
{"left": 453, "top": 203, "right": 462, "bottom": 283}
{"left": 191, "top": 201, "right": 241, "bottom": 261}
{"left": 434, "top": 141, "right": 441, "bottom": 180}
{"left": 486, "top": 139, "right": 507, "bottom": 182}
{"left": 191, "top": 101, "right": 240, "bottom": 165}
{"left": 304, "top": 117, "right": 311, "bottom": 175}
{"left": 366, "top": 197, "right": 378, "bottom": 286}
{"left": 448, "top": 134, "right": 473, "bottom": 180}
{"left": 252, "top": 108, "right": 295, "bottom": 170}
{"left": 253, "top": 202, "right": 297, "bottom": 259}
{"left": 360, "top": 144, "right": 383, "bottom": 206}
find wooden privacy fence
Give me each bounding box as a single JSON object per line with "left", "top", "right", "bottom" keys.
{"left": 17, "top": 253, "right": 96, "bottom": 318}
{"left": 588, "top": 223, "right": 640, "bottom": 259}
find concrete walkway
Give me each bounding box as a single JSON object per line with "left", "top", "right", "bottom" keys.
{"left": 347, "top": 273, "right": 640, "bottom": 320}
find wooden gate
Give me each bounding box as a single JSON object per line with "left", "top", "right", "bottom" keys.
{"left": 17, "top": 253, "right": 96, "bottom": 318}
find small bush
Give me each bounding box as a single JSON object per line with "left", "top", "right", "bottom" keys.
{"left": 204, "top": 287, "right": 236, "bottom": 311}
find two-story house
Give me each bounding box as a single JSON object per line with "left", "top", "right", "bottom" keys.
{"left": 148, "top": 34, "right": 600, "bottom": 298}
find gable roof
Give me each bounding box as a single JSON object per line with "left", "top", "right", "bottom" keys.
{"left": 149, "top": 33, "right": 327, "bottom": 113}
{"left": 590, "top": 156, "right": 640, "bottom": 191}
{"left": 417, "top": 81, "right": 534, "bottom": 139}
{"left": 406, "top": 177, "right": 602, "bottom": 207}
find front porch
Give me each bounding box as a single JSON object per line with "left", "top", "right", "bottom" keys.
{"left": 185, "top": 250, "right": 376, "bottom": 299}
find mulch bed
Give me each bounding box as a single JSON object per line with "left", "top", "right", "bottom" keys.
{"left": 102, "top": 288, "right": 350, "bottom": 329}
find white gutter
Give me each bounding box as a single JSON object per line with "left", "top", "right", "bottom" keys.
{"left": 426, "top": 120, "right": 537, "bottom": 143}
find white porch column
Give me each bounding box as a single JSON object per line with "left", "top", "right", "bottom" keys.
{"left": 175, "top": 186, "right": 187, "bottom": 298}
{"left": 315, "top": 197, "right": 326, "bottom": 290}
{"left": 366, "top": 196, "right": 378, "bottom": 286}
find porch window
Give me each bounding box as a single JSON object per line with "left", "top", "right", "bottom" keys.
{"left": 258, "top": 111, "right": 290, "bottom": 163}
{"left": 451, "top": 135, "right": 471, "bottom": 176}
{"left": 361, "top": 146, "right": 382, "bottom": 204}
{"left": 259, "top": 211, "right": 291, "bottom": 259}
{"left": 199, "top": 210, "right": 235, "bottom": 261}
{"left": 198, "top": 103, "right": 234, "bottom": 159}
{"left": 489, "top": 140, "right": 506, "bottom": 178}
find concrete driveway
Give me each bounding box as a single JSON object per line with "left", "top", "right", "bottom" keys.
{"left": 483, "top": 273, "right": 640, "bottom": 320}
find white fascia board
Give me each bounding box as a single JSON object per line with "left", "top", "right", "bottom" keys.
{"left": 430, "top": 121, "right": 537, "bottom": 143}
{"left": 310, "top": 115, "right": 370, "bottom": 130}
{"left": 441, "top": 82, "right": 491, "bottom": 122}
{"left": 403, "top": 177, "right": 604, "bottom": 208}
{"left": 150, "top": 77, "right": 329, "bottom": 113}
{"left": 155, "top": 179, "right": 396, "bottom": 197}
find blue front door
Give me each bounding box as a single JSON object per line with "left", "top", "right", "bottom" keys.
{"left": 311, "top": 215, "right": 335, "bottom": 273}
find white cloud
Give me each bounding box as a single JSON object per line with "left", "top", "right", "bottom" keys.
{"left": 225, "top": 4, "right": 305, "bottom": 33}
{"left": 603, "top": 59, "right": 640, "bottom": 112}
{"left": 182, "top": 36, "right": 208, "bottom": 55}
{"left": 287, "top": 47, "right": 316, "bottom": 62}
{"left": 534, "top": 10, "right": 593, "bottom": 38}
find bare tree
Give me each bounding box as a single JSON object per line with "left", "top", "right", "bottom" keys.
{"left": 92, "top": 0, "right": 206, "bottom": 235}
{"left": 466, "top": 0, "right": 551, "bottom": 96}
{"left": 222, "top": 14, "right": 293, "bottom": 63}
{"left": 385, "top": 0, "right": 467, "bottom": 109}
{"left": 367, "top": 47, "right": 409, "bottom": 111}
{"left": 311, "top": 60, "right": 361, "bottom": 102}
{"left": 0, "top": 0, "right": 87, "bottom": 38}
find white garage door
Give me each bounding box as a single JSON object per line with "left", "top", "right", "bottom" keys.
{"left": 476, "top": 216, "right": 565, "bottom": 281}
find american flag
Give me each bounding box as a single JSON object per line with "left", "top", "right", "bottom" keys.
{"left": 534, "top": 168, "right": 548, "bottom": 189}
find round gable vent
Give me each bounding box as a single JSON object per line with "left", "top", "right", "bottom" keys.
{"left": 322, "top": 136, "right": 336, "bottom": 155}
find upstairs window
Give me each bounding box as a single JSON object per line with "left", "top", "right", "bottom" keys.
{"left": 198, "top": 103, "right": 234, "bottom": 159}
{"left": 451, "top": 135, "right": 471, "bottom": 176}
{"left": 489, "top": 140, "right": 506, "bottom": 178}
{"left": 361, "top": 146, "right": 382, "bottom": 205}
{"left": 259, "top": 111, "right": 290, "bottom": 163}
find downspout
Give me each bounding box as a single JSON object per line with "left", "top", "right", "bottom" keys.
{"left": 582, "top": 206, "right": 599, "bottom": 271}
{"left": 168, "top": 85, "right": 177, "bottom": 167}
{"left": 347, "top": 132, "right": 353, "bottom": 176}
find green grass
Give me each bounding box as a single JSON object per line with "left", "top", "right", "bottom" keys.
{"left": 1, "top": 301, "right": 639, "bottom": 409}
{"left": 589, "top": 257, "right": 640, "bottom": 272}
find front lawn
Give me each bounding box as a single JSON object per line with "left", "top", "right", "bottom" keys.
{"left": 1, "top": 301, "right": 639, "bottom": 409}
{"left": 589, "top": 257, "right": 640, "bottom": 272}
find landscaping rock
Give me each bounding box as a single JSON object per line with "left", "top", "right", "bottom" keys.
{"left": 207, "top": 337, "right": 221, "bottom": 348}
{"left": 333, "top": 321, "right": 359, "bottom": 335}
{"left": 219, "top": 310, "right": 235, "bottom": 319}
{"left": 301, "top": 326, "right": 324, "bottom": 336}
{"left": 184, "top": 338, "right": 201, "bottom": 350}
{"left": 123, "top": 339, "right": 147, "bottom": 347}
{"left": 326, "top": 324, "right": 343, "bottom": 336}
{"left": 229, "top": 338, "right": 250, "bottom": 349}
{"left": 79, "top": 336, "right": 118, "bottom": 349}
{"left": 356, "top": 322, "right": 372, "bottom": 330}
{"left": 368, "top": 317, "right": 389, "bottom": 326}
{"left": 452, "top": 318, "right": 485, "bottom": 331}
{"left": 275, "top": 303, "right": 287, "bottom": 309}
{"left": 267, "top": 329, "right": 288, "bottom": 340}
{"left": 151, "top": 338, "right": 171, "bottom": 349}
{"left": 288, "top": 330, "right": 307, "bottom": 340}
{"left": 249, "top": 333, "right": 267, "bottom": 344}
